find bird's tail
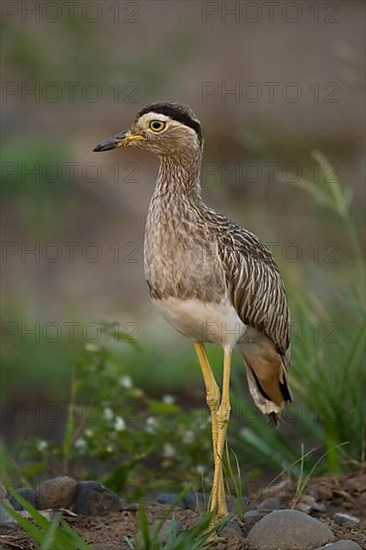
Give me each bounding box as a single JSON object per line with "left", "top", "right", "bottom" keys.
{"left": 241, "top": 348, "right": 291, "bottom": 425}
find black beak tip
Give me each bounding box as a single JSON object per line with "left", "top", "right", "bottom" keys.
{"left": 92, "top": 140, "right": 116, "bottom": 152}
{"left": 93, "top": 131, "right": 127, "bottom": 153}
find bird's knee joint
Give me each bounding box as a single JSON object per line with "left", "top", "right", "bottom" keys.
{"left": 206, "top": 386, "right": 220, "bottom": 411}
{"left": 217, "top": 402, "right": 231, "bottom": 425}
{"left": 206, "top": 388, "right": 220, "bottom": 411}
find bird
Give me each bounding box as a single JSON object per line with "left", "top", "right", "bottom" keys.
{"left": 93, "top": 102, "right": 291, "bottom": 518}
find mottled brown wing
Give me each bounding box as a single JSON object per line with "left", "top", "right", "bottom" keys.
{"left": 217, "top": 224, "right": 290, "bottom": 361}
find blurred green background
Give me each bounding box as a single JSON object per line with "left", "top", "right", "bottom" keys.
{"left": 1, "top": 1, "right": 365, "bottom": 493}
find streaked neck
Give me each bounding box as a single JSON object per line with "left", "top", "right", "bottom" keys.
{"left": 155, "top": 150, "right": 203, "bottom": 202}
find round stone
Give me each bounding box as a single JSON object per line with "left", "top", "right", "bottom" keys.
{"left": 155, "top": 493, "right": 184, "bottom": 508}
{"left": 315, "top": 541, "right": 362, "bottom": 550}
{"left": 35, "top": 476, "right": 77, "bottom": 510}
{"left": 182, "top": 491, "right": 207, "bottom": 510}
{"left": 332, "top": 512, "right": 360, "bottom": 526}
{"left": 257, "top": 497, "right": 282, "bottom": 510}
{"left": 243, "top": 509, "right": 271, "bottom": 536}
{"left": 71, "top": 481, "right": 123, "bottom": 516}
{"left": 8, "top": 488, "right": 37, "bottom": 511}
{"left": 0, "top": 500, "right": 18, "bottom": 530}
{"left": 247, "top": 509, "right": 335, "bottom": 550}
{"left": 217, "top": 518, "right": 243, "bottom": 537}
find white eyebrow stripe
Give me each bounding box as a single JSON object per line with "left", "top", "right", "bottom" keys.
{"left": 139, "top": 112, "right": 171, "bottom": 123}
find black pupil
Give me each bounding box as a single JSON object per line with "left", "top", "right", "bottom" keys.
{"left": 152, "top": 122, "right": 162, "bottom": 130}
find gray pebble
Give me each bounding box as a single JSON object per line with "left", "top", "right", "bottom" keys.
{"left": 315, "top": 541, "right": 362, "bottom": 550}
{"left": 257, "top": 497, "right": 282, "bottom": 510}
{"left": 71, "top": 481, "right": 124, "bottom": 516}
{"left": 156, "top": 493, "right": 185, "bottom": 509}
{"left": 217, "top": 518, "right": 242, "bottom": 538}
{"left": 333, "top": 512, "right": 360, "bottom": 526}
{"left": 155, "top": 492, "right": 208, "bottom": 510}
{"left": 35, "top": 476, "right": 77, "bottom": 510}
{"left": 0, "top": 500, "right": 18, "bottom": 530}
{"left": 296, "top": 502, "right": 313, "bottom": 514}
{"left": 183, "top": 491, "right": 207, "bottom": 511}
{"left": 157, "top": 492, "right": 247, "bottom": 512}
{"left": 295, "top": 495, "right": 319, "bottom": 514}
{"left": 312, "top": 502, "right": 327, "bottom": 513}
{"left": 248, "top": 509, "right": 335, "bottom": 550}
{"left": 8, "top": 488, "right": 37, "bottom": 511}
{"left": 244, "top": 509, "right": 271, "bottom": 522}
{"left": 123, "top": 502, "right": 139, "bottom": 511}
{"left": 242, "top": 509, "right": 271, "bottom": 537}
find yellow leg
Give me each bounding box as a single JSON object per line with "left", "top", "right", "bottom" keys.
{"left": 194, "top": 342, "right": 224, "bottom": 513}
{"left": 211, "top": 347, "right": 232, "bottom": 517}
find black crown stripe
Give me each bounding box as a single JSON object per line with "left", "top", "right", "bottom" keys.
{"left": 137, "top": 102, "right": 203, "bottom": 144}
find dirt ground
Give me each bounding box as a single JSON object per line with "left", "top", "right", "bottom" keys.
{"left": 1, "top": 467, "right": 365, "bottom": 549}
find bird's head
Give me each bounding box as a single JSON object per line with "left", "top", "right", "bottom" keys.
{"left": 93, "top": 102, "right": 203, "bottom": 157}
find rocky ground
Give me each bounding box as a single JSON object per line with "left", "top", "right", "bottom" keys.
{"left": 1, "top": 467, "right": 365, "bottom": 549}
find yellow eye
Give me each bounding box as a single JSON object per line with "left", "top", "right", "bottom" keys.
{"left": 149, "top": 120, "right": 166, "bottom": 133}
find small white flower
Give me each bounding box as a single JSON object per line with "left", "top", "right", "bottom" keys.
{"left": 114, "top": 416, "right": 126, "bottom": 431}
{"left": 162, "top": 394, "right": 175, "bottom": 404}
{"left": 119, "top": 375, "right": 132, "bottom": 388}
{"left": 145, "top": 416, "right": 159, "bottom": 433}
{"left": 37, "top": 440, "right": 48, "bottom": 451}
{"left": 182, "top": 430, "right": 195, "bottom": 444}
{"left": 163, "top": 443, "right": 176, "bottom": 458}
{"left": 195, "top": 464, "right": 206, "bottom": 475}
{"left": 74, "top": 438, "right": 87, "bottom": 450}
{"left": 106, "top": 445, "right": 114, "bottom": 453}
{"left": 103, "top": 407, "right": 114, "bottom": 421}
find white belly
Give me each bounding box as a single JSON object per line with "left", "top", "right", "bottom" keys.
{"left": 153, "top": 297, "right": 247, "bottom": 348}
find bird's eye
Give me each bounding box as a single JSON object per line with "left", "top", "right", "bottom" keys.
{"left": 149, "top": 120, "right": 166, "bottom": 133}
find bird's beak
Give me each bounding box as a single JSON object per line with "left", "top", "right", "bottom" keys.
{"left": 93, "top": 130, "right": 146, "bottom": 152}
